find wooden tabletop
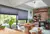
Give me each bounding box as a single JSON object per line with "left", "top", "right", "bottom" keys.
{"left": 0, "top": 28, "right": 24, "bottom": 34}
{"left": 20, "top": 23, "right": 35, "bottom": 29}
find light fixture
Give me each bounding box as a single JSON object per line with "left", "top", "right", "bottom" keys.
{"left": 33, "top": 1, "right": 36, "bottom": 4}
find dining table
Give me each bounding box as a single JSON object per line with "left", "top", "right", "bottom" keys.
{"left": 0, "top": 28, "right": 24, "bottom": 34}
{"left": 20, "top": 23, "right": 42, "bottom": 34}
{"left": 20, "top": 23, "right": 35, "bottom": 34}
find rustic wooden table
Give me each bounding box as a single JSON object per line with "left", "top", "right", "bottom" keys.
{"left": 20, "top": 23, "right": 35, "bottom": 34}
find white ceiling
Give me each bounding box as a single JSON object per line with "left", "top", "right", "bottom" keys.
{"left": 0, "top": 0, "right": 31, "bottom": 7}
{"left": 0, "top": 0, "right": 50, "bottom": 10}
{"left": 25, "top": 0, "right": 47, "bottom": 8}
{"left": 43, "top": 0, "right": 50, "bottom": 7}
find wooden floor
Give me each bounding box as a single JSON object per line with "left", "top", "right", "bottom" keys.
{"left": 0, "top": 28, "right": 24, "bottom": 34}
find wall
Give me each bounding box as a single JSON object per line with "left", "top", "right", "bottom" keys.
{"left": 33, "top": 8, "right": 48, "bottom": 21}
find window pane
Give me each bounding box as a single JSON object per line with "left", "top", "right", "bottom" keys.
{"left": 0, "top": 14, "right": 16, "bottom": 29}
{"left": 18, "top": 20, "right": 26, "bottom": 23}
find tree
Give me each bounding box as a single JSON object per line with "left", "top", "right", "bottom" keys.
{"left": 8, "top": 17, "right": 15, "bottom": 28}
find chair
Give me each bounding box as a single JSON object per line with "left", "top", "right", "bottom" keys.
{"left": 17, "top": 23, "right": 25, "bottom": 32}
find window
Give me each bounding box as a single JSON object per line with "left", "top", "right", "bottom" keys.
{"left": 18, "top": 20, "right": 26, "bottom": 23}
{"left": 0, "top": 14, "right": 16, "bottom": 28}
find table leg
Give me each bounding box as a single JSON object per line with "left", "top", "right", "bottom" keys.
{"left": 25, "top": 28, "right": 30, "bottom": 34}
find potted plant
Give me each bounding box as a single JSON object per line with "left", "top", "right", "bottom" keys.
{"left": 47, "top": 18, "right": 50, "bottom": 23}
{"left": 29, "top": 19, "right": 33, "bottom": 23}
{"left": 45, "top": 18, "right": 50, "bottom": 29}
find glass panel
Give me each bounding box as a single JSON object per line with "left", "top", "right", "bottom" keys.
{"left": 0, "top": 14, "right": 16, "bottom": 29}
{"left": 18, "top": 20, "right": 26, "bottom": 23}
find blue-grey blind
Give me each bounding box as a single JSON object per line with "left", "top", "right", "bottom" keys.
{"left": 18, "top": 11, "right": 28, "bottom": 20}
{"left": 0, "top": 6, "right": 28, "bottom": 20}
{"left": 0, "top": 7, "right": 18, "bottom": 15}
